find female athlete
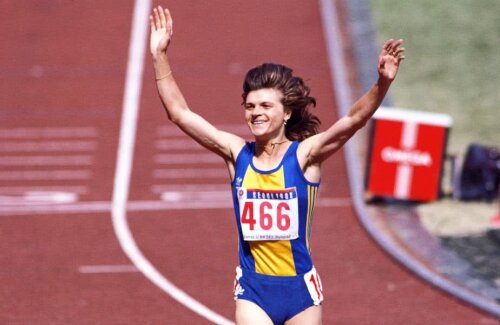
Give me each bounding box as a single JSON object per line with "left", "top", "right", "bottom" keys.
{"left": 150, "top": 5, "right": 404, "bottom": 325}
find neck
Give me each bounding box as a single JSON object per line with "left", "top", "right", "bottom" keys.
{"left": 256, "top": 138, "right": 290, "bottom": 156}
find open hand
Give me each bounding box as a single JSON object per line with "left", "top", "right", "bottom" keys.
{"left": 150, "top": 6, "right": 173, "bottom": 57}
{"left": 378, "top": 39, "right": 405, "bottom": 81}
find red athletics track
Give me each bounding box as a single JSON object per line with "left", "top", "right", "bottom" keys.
{"left": 1, "top": 0, "right": 498, "bottom": 324}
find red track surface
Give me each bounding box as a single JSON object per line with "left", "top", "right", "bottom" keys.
{"left": 1, "top": 1, "right": 498, "bottom": 324}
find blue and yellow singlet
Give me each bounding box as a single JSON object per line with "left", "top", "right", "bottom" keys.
{"left": 231, "top": 141, "right": 319, "bottom": 276}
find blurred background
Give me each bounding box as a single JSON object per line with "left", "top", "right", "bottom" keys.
{"left": 368, "top": 0, "right": 500, "bottom": 309}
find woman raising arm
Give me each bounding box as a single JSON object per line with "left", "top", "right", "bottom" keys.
{"left": 150, "top": 5, "right": 404, "bottom": 325}
{"left": 149, "top": 6, "right": 245, "bottom": 179}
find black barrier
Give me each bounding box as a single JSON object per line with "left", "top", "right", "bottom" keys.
{"left": 459, "top": 144, "right": 500, "bottom": 201}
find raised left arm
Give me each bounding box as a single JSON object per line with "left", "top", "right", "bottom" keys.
{"left": 301, "top": 39, "right": 405, "bottom": 166}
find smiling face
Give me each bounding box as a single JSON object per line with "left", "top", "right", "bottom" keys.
{"left": 244, "top": 88, "right": 291, "bottom": 141}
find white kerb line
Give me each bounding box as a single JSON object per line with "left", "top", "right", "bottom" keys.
{"left": 110, "top": 1, "right": 234, "bottom": 324}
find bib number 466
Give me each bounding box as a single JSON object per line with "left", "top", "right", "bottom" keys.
{"left": 241, "top": 201, "right": 291, "bottom": 231}
{"left": 237, "top": 187, "right": 299, "bottom": 240}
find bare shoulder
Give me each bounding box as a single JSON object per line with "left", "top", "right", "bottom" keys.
{"left": 218, "top": 131, "right": 246, "bottom": 181}
{"left": 297, "top": 134, "right": 321, "bottom": 168}
{"left": 297, "top": 136, "right": 322, "bottom": 183}
{"left": 219, "top": 130, "right": 247, "bottom": 162}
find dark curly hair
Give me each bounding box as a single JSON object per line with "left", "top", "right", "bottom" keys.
{"left": 242, "top": 63, "right": 321, "bottom": 141}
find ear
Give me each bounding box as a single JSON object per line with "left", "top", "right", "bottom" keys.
{"left": 284, "top": 107, "right": 292, "bottom": 121}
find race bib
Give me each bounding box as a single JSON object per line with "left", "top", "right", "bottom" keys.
{"left": 237, "top": 187, "right": 299, "bottom": 241}
{"left": 304, "top": 267, "right": 324, "bottom": 305}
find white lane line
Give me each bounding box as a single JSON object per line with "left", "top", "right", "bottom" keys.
{"left": 0, "top": 191, "right": 78, "bottom": 205}
{"left": 317, "top": 197, "right": 353, "bottom": 207}
{"left": 79, "top": 264, "right": 139, "bottom": 274}
{"left": 0, "top": 186, "right": 88, "bottom": 195}
{"left": 139, "top": 197, "right": 352, "bottom": 209}
{"left": 150, "top": 184, "right": 228, "bottom": 193}
{"left": 0, "top": 200, "right": 182, "bottom": 215}
{"left": 111, "top": 1, "right": 234, "bottom": 324}
{"left": 0, "top": 197, "right": 351, "bottom": 215}
{"left": 160, "top": 192, "right": 352, "bottom": 207}
{"left": 0, "top": 127, "right": 98, "bottom": 139}
{"left": 0, "top": 155, "right": 93, "bottom": 166}
{"left": 129, "top": 199, "right": 233, "bottom": 210}
{"left": 161, "top": 190, "right": 231, "bottom": 202}
{"left": 0, "top": 201, "right": 111, "bottom": 215}
{"left": 0, "top": 170, "right": 92, "bottom": 180}
{"left": 153, "top": 168, "right": 227, "bottom": 179}
{"left": 0, "top": 140, "right": 97, "bottom": 152}
{"left": 154, "top": 153, "right": 222, "bottom": 164}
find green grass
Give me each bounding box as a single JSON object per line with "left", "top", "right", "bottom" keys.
{"left": 369, "top": 0, "right": 499, "bottom": 153}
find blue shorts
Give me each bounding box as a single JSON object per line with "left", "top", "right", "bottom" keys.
{"left": 233, "top": 266, "right": 324, "bottom": 324}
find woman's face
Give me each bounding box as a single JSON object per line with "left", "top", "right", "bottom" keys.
{"left": 244, "top": 88, "right": 291, "bottom": 140}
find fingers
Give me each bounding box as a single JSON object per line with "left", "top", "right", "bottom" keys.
{"left": 150, "top": 6, "right": 173, "bottom": 35}
{"left": 163, "top": 7, "right": 174, "bottom": 36}
{"left": 382, "top": 39, "right": 394, "bottom": 53}
{"left": 152, "top": 7, "right": 161, "bottom": 30}
{"left": 149, "top": 15, "right": 155, "bottom": 31}
{"left": 383, "top": 38, "right": 405, "bottom": 59}
{"left": 395, "top": 48, "right": 406, "bottom": 61}
{"left": 384, "top": 38, "right": 402, "bottom": 49}
{"left": 158, "top": 6, "right": 167, "bottom": 27}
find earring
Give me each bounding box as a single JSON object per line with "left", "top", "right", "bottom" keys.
{"left": 284, "top": 119, "right": 288, "bottom": 125}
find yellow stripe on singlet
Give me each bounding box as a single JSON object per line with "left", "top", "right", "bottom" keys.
{"left": 306, "top": 185, "right": 318, "bottom": 252}
{"left": 242, "top": 165, "right": 297, "bottom": 276}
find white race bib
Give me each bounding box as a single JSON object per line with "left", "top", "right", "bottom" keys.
{"left": 304, "top": 267, "right": 324, "bottom": 305}
{"left": 237, "top": 187, "right": 299, "bottom": 241}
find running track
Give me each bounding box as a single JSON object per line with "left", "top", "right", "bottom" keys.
{"left": 1, "top": 1, "right": 498, "bottom": 324}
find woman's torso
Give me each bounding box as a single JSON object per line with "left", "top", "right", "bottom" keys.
{"left": 231, "top": 141, "right": 320, "bottom": 276}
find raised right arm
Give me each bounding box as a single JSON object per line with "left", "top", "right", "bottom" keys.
{"left": 150, "top": 6, "right": 244, "bottom": 162}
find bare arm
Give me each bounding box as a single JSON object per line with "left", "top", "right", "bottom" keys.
{"left": 150, "top": 6, "right": 244, "bottom": 161}
{"left": 301, "top": 39, "right": 405, "bottom": 166}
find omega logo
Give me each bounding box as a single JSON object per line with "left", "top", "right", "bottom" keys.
{"left": 381, "top": 146, "right": 432, "bottom": 167}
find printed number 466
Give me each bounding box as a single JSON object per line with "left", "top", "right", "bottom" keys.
{"left": 241, "top": 201, "right": 291, "bottom": 231}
